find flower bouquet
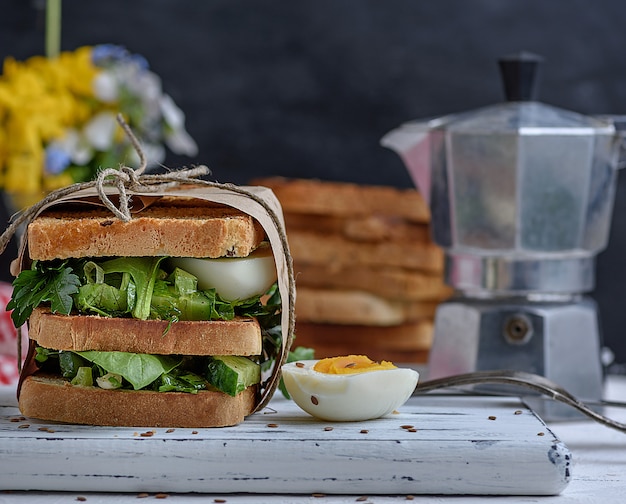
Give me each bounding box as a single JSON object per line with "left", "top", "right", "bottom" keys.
{"left": 0, "top": 44, "right": 198, "bottom": 210}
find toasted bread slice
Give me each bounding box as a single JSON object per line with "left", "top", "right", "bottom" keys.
{"left": 293, "top": 263, "right": 452, "bottom": 301}
{"left": 28, "top": 204, "right": 266, "bottom": 261}
{"left": 19, "top": 373, "right": 258, "bottom": 427}
{"left": 283, "top": 212, "right": 432, "bottom": 244}
{"left": 295, "top": 287, "right": 438, "bottom": 326}
{"left": 288, "top": 230, "right": 444, "bottom": 273}
{"left": 29, "top": 307, "right": 262, "bottom": 356}
{"left": 252, "top": 177, "right": 430, "bottom": 223}
{"left": 295, "top": 321, "right": 432, "bottom": 364}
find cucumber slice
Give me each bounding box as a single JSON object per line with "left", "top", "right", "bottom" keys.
{"left": 206, "top": 356, "right": 260, "bottom": 397}
{"left": 71, "top": 366, "right": 94, "bottom": 387}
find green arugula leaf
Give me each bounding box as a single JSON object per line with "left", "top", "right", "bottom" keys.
{"left": 7, "top": 261, "right": 80, "bottom": 327}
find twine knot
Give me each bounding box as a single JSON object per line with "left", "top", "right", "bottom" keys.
{"left": 0, "top": 114, "right": 210, "bottom": 251}
{"left": 96, "top": 115, "right": 210, "bottom": 222}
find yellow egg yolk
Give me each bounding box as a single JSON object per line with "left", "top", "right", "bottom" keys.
{"left": 313, "top": 355, "right": 397, "bottom": 375}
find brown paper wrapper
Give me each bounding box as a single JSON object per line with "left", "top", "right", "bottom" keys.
{"left": 13, "top": 183, "right": 295, "bottom": 415}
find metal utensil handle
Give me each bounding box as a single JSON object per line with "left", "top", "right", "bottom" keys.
{"left": 415, "top": 369, "right": 626, "bottom": 434}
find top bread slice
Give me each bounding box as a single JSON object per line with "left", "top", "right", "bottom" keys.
{"left": 251, "top": 177, "right": 431, "bottom": 223}
{"left": 27, "top": 203, "right": 266, "bottom": 261}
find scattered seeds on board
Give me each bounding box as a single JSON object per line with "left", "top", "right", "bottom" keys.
{"left": 538, "top": 432, "right": 545, "bottom": 436}
{"left": 488, "top": 416, "right": 497, "bottom": 421}
{"left": 514, "top": 410, "right": 523, "bottom": 415}
{"left": 311, "top": 395, "right": 319, "bottom": 405}
{"left": 400, "top": 425, "right": 414, "bottom": 430}
{"left": 295, "top": 362, "right": 305, "bottom": 368}
{"left": 191, "top": 431, "right": 198, "bottom": 435}
{"left": 136, "top": 493, "right": 150, "bottom": 499}
{"left": 406, "top": 495, "right": 415, "bottom": 501}
{"left": 76, "top": 497, "right": 87, "bottom": 502}
{"left": 166, "top": 428, "right": 175, "bottom": 433}
{"left": 214, "top": 499, "right": 227, "bottom": 503}
{"left": 155, "top": 493, "right": 169, "bottom": 499}
{"left": 356, "top": 496, "right": 368, "bottom": 502}
{"left": 267, "top": 423, "right": 279, "bottom": 428}
{"left": 360, "top": 429, "right": 369, "bottom": 434}
{"left": 17, "top": 424, "right": 30, "bottom": 429}
{"left": 312, "top": 493, "right": 326, "bottom": 498}
{"left": 324, "top": 426, "right": 334, "bottom": 431}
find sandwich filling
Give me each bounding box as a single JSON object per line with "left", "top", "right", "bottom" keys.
{"left": 10, "top": 252, "right": 281, "bottom": 396}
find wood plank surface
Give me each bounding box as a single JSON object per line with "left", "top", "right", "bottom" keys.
{"left": 0, "top": 393, "right": 571, "bottom": 496}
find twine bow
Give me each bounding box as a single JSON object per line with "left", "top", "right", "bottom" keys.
{"left": 0, "top": 114, "right": 210, "bottom": 254}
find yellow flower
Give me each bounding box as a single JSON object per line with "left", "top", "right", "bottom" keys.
{"left": 0, "top": 44, "right": 196, "bottom": 208}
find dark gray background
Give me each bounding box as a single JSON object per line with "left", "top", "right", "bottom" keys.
{"left": 3, "top": 0, "right": 626, "bottom": 366}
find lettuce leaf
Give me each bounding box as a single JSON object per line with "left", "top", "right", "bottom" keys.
{"left": 80, "top": 257, "right": 166, "bottom": 320}
{"left": 77, "top": 351, "right": 182, "bottom": 390}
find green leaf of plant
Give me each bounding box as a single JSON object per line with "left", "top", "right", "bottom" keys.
{"left": 7, "top": 262, "right": 80, "bottom": 327}
{"left": 77, "top": 351, "right": 182, "bottom": 390}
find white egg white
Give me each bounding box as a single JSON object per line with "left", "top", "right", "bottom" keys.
{"left": 170, "top": 245, "right": 277, "bottom": 301}
{"left": 281, "top": 359, "right": 419, "bottom": 421}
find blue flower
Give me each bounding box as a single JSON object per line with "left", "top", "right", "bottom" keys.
{"left": 92, "top": 44, "right": 149, "bottom": 71}
{"left": 44, "top": 144, "right": 71, "bottom": 175}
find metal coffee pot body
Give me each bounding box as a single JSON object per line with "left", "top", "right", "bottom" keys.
{"left": 381, "top": 95, "right": 624, "bottom": 297}
{"left": 381, "top": 54, "right": 626, "bottom": 419}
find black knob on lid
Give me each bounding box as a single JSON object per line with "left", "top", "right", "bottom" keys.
{"left": 498, "top": 51, "right": 543, "bottom": 102}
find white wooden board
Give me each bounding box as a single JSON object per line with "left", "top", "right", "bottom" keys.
{"left": 0, "top": 390, "right": 571, "bottom": 496}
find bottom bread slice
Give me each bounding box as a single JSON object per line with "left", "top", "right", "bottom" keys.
{"left": 19, "top": 373, "right": 258, "bottom": 428}
{"left": 294, "top": 320, "right": 433, "bottom": 364}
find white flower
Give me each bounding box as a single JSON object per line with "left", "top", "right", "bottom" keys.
{"left": 92, "top": 71, "right": 119, "bottom": 103}
{"left": 160, "top": 94, "right": 198, "bottom": 156}
{"left": 126, "top": 142, "right": 166, "bottom": 169}
{"left": 160, "top": 94, "right": 185, "bottom": 130}
{"left": 83, "top": 112, "right": 118, "bottom": 151}
{"left": 51, "top": 129, "right": 93, "bottom": 166}
{"left": 165, "top": 129, "right": 198, "bottom": 157}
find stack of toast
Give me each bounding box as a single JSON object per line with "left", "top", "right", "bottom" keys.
{"left": 254, "top": 177, "right": 452, "bottom": 363}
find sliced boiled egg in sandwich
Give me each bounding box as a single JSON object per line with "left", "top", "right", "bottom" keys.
{"left": 282, "top": 355, "right": 419, "bottom": 421}
{"left": 170, "top": 244, "right": 277, "bottom": 301}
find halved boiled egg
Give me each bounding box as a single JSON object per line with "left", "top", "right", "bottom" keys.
{"left": 281, "top": 355, "right": 419, "bottom": 421}
{"left": 170, "top": 244, "right": 277, "bottom": 301}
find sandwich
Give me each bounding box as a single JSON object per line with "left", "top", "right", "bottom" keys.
{"left": 8, "top": 185, "right": 292, "bottom": 428}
